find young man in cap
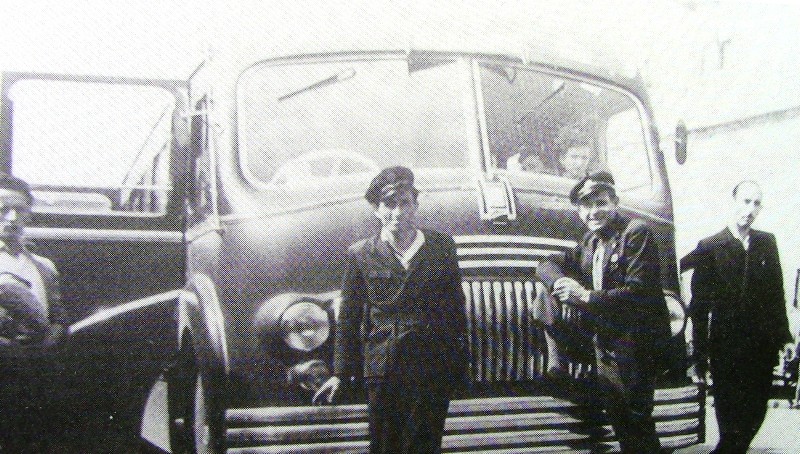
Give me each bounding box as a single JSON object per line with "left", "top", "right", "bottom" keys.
{"left": 681, "top": 180, "right": 792, "bottom": 454}
{"left": 314, "top": 166, "right": 467, "bottom": 454}
{"left": 0, "top": 172, "right": 65, "bottom": 451}
{"left": 536, "top": 171, "right": 670, "bottom": 453}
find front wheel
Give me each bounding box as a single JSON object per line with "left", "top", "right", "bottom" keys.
{"left": 190, "top": 372, "right": 225, "bottom": 454}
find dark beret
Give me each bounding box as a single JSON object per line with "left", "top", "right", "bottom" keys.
{"left": 365, "top": 166, "right": 416, "bottom": 206}
{"left": 569, "top": 171, "right": 616, "bottom": 205}
{"left": 0, "top": 172, "right": 32, "bottom": 203}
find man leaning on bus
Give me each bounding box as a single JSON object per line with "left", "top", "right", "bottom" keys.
{"left": 536, "top": 171, "right": 671, "bottom": 454}
{"left": 313, "top": 166, "right": 467, "bottom": 454}
{"left": 0, "top": 172, "right": 65, "bottom": 452}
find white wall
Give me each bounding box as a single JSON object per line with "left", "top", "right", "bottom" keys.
{"left": 639, "top": 2, "right": 800, "bottom": 328}
{"left": 666, "top": 117, "right": 800, "bottom": 334}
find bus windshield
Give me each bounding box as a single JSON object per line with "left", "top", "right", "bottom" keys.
{"left": 238, "top": 57, "right": 655, "bottom": 199}
{"left": 238, "top": 57, "right": 470, "bottom": 191}
{"left": 479, "top": 63, "right": 653, "bottom": 196}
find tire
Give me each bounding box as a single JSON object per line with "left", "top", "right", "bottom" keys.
{"left": 189, "top": 371, "right": 225, "bottom": 454}
{"left": 166, "top": 351, "right": 193, "bottom": 453}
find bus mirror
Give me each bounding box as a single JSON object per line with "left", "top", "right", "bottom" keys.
{"left": 675, "top": 120, "right": 688, "bottom": 165}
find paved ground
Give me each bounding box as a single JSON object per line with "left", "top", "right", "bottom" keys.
{"left": 674, "top": 400, "right": 800, "bottom": 453}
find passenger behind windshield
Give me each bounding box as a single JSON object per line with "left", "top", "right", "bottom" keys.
{"left": 504, "top": 134, "right": 596, "bottom": 179}
{"left": 557, "top": 138, "right": 594, "bottom": 180}
{"left": 506, "top": 140, "right": 546, "bottom": 173}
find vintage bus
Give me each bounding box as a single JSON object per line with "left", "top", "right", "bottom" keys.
{"left": 1, "top": 38, "right": 700, "bottom": 453}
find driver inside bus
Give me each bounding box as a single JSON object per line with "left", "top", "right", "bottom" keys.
{"left": 557, "top": 139, "right": 594, "bottom": 180}
{"left": 507, "top": 147, "right": 546, "bottom": 173}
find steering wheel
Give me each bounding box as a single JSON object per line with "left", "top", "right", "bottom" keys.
{"left": 271, "top": 149, "right": 379, "bottom": 185}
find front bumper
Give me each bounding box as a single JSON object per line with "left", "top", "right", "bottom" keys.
{"left": 222, "top": 385, "right": 701, "bottom": 453}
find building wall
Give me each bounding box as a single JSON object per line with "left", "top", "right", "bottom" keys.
{"left": 666, "top": 116, "right": 800, "bottom": 335}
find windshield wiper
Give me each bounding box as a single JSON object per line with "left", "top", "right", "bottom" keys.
{"left": 483, "top": 64, "right": 517, "bottom": 83}
{"left": 278, "top": 68, "right": 356, "bottom": 102}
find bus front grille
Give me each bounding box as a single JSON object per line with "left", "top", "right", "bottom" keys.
{"left": 454, "top": 235, "right": 577, "bottom": 383}
{"left": 462, "top": 279, "right": 546, "bottom": 382}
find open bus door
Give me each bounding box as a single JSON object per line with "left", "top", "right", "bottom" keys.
{"left": 0, "top": 72, "right": 188, "bottom": 451}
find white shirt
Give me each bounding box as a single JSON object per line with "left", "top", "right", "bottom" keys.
{"left": 727, "top": 226, "right": 750, "bottom": 250}
{"left": 380, "top": 229, "right": 425, "bottom": 270}
{"left": 0, "top": 240, "right": 49, "bottom": 317}
{"left": 592, "top": 239, "right": 604, "bottom": 291}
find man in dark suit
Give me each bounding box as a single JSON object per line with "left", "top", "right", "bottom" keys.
{"left": 314, "top": 166, "right": 467, "bottom": 454}
{"left": 681, "top": 180, "right": 792, "bottom": 454}
{"left": 536, "top": 171, "right": 671, "bottom": 454}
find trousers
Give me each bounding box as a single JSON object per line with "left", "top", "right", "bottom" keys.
{"left": 540, "top": 287, "right": 661, "bottom": 453}
{"left": 594, "top": 344, "right": 661, "bottom": 453}
{"left": 366, "top": 377, "right": 451, "bottom": 454}
{"left": 709, "top": 342, "right": 774, "bottom": 453}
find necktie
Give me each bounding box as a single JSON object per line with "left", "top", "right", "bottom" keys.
{"left": 592, "top": 239, "right": 604, "bottom": 291}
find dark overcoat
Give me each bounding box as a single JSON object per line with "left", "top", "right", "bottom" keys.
{"left": 332, "top": 229, "right": 467, "bottom": 385}
{"left": 681, "top": 228, "right": 791, "bottom": 365}
{"left": 681, "top": 228, "right": 791, "bottom": 451}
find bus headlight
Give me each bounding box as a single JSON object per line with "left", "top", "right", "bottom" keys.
{"left": 279, "top": 301, "right": 330, "bottom": 351}
{"left": 255, "top": 291, "right": 339, "bottom": 352}
{"left": 664, "top": 290, "right": 686, "bottom": 337}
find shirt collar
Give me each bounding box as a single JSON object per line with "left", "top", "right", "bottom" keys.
{"left": 380, "top": 228, "right": 425, "bottom": 269}
{"left": 586, "top": 213, "right": 622, "bottom": 244}
{"left": 727, "top": 225, "right": 750, "bottom": 249}
{"left": 380, "top": 228, "right": 416, "bottom": 246}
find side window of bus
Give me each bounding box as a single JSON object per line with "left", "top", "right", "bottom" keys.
{"left": 7, "top": 79, "right": 176, "bottom": 216}
{"left": 187, "top": 97, "right": 213, "bottom": 224}
{"left": 605, "top": 108, "right": 652, "bottom": 195}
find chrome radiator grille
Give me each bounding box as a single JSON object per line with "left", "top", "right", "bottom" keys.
{"left": 454, "top": 235, "right": 577, "bottom": 383}
{"left": 461, "top": 279, "right": 543, "bottom": 381}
